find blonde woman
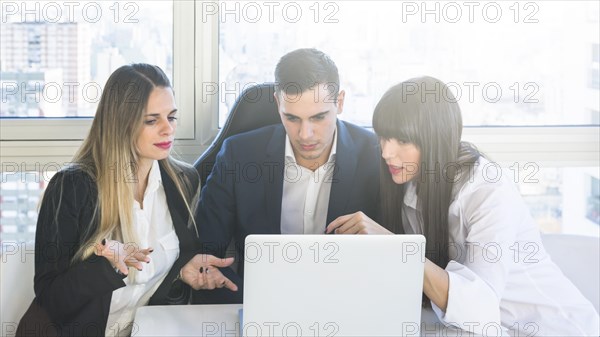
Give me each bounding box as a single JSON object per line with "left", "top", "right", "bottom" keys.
{"left": 18, "top": 64, "right": 238, "bottom": 337}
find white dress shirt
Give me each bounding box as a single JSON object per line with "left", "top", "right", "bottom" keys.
{"left": 105, "top": 160, "right": 180, "bottom": 337}
{"left": 402, "top": 157, "right": 599, "bottom": 336}
{"left": 281, "top": 130, "right": 337, "bottom": 234}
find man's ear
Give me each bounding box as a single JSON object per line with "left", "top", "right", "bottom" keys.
{"left": 273, "top": 91, "right": 281, "bottom": 112}
{"left": 336, "top": 90, "right": 346, "bottom": 115}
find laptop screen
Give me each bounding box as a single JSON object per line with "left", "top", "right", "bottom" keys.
{"left": 242, "top": 234, "right": 426, "bottom": 336}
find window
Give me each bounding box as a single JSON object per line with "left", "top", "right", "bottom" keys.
{"left": 1, "top": 1, "right": 598, "bottom": 242}
{"left": 0, "top": 1, "right": 196, "bottom": 140}
{"left": 218, "top": 1, "right": 599, "bottom": 127}
{"left": 0, "top": 170, "right": 55, "bottom": 243}
{"left": 0, "top": 1, "right": 198, "bottom": 243}
{"left": 588, "top": 176, "right": 600, "bottom": 225}
{"left": 214, "top": 0, "right": 599, "bottom": 237}
{"left": 514, "top": 167, "right": 599, "bottom": 236}
{"left": 3, "top": 165, "right": 598, "bottom": 243}
{"left": 1, "top": 1, "right": 173, "bottom": 117}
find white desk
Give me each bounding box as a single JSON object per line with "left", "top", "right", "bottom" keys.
{"left": 133, "top": 304, "right": 469, "bottom": 336}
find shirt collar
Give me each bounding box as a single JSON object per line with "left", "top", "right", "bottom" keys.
{"left": 403, "top": 180, "right": 418, "bottom": 210}
{"left": 145, "top": 160, "right": 162, "bottom": 194}
{"left": 329, "top": 128, "right": 338, "bottom": 163}
{"left": 284, "top": 128, "right": 338, "bottom": 165}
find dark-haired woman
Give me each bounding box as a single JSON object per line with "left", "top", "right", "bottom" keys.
{"left": 327, "top": 77, "right": 599, "bottom": 336}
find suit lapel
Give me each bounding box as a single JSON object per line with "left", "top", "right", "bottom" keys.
{"left": 326, "top": 121, "right": 357, "bottom": 225}
{"left": 265, "top": 122, "right": 358, "bottom": 230}
{"left": 159, "top": 162, "right": 197, "bottom": 249}
{"left": 264, "top": 126, "right": 286, "bottom": 234}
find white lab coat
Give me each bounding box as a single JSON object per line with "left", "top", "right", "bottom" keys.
{"left": 402, "top": 157, "right": 599, "bottom": 336}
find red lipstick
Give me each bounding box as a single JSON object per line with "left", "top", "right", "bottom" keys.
{"left": 388, "top": 165, "right": 403, "bottom": 175}
{"left": 154, "top": 141, "right": 172, "bottom": 150}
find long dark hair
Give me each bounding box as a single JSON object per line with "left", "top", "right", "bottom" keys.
{"left": 372, "top": 76, "right": 481, "bottom": 269}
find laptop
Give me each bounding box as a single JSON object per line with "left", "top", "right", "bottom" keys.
{"left": 242, "top": 234, "right": 426, "bottom": 336}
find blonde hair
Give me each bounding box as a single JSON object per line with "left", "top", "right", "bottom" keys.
{"left": 65, "top": 64, "right": 199, "bottom": 265}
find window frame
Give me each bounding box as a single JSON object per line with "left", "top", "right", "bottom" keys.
{"left": 0, "top": 1, "right": 202, "bottom": 163}
{"left": 1, "top": 1, "right": 599, "bottom": 171}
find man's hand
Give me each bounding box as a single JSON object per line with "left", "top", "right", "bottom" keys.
{"left": 180, "top": 254, "right": 238, "bottom": 291}
{"left": 326, "top": 211, "right": 392, "bottom": 234}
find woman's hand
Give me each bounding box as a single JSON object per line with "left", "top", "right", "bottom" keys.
{"left": 326, "top": 211, "right": 392, "bottom": 234}
{"left": 423, "top": 258, "right": 449, "bottom": 311}
{"left": 180, "top": 254, "right": 238, "bottom": 291}
{"left": 95, "top": 239, "right": 153, "bottom": 275}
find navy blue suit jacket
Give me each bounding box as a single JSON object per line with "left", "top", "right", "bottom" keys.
{"left": 196, "top": 120, "right": 380, "bottom": 277}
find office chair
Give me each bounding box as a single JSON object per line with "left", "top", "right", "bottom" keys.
{"left": 541, "top": 233, "right": 600, "bottom": 312}
{"left": 194, "top": 83, "right": 281, "bottom": 186}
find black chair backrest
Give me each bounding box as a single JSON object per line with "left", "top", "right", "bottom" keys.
{"left": 194, "top": 83, "right": 281, "bottom": 186}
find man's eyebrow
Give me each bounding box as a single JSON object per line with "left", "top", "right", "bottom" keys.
{"left": 282, "top": 110, "right": 330, "bottom": 119}
{"left": 282, "top": 112, "right": 299, "bottom": 118}
{"left": 311, "top": 110, "right": 330, "bottom": 118}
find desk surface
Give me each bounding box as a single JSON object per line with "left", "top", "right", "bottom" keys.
{"left": 133, "top": 304, "right": 468, "bottom": 336}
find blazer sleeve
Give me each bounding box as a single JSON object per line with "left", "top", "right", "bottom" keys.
{"left": 196, "top": 139, "right": 238, "bottom": 258}
{"left": 33, "top": 170, "right": 125, "bottom": 323}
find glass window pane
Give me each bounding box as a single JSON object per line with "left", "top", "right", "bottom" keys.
{"left": 3, "top": 166, "right": 597, "bottom": 243}
{"left": 218, "top": 0, "right": 600, "bottom": 127}
{"left": 1, "top": 170, "right": 56, "bottom": 243}
{"left": 513, "top": 166, "right": 600, "bottom": 237}
{"left": 1, "top": 1, "right": 173, "bottom": 117}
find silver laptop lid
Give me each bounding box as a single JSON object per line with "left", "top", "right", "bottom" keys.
{"left": 242, "top": 234, "right": 426, "bottom": 336}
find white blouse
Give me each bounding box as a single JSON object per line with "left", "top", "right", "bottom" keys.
{"left": 402, "top": 157, "right": 599, "bottom": 336}
{"left": 105, "top": 160, "right": 180, "bottom": 337}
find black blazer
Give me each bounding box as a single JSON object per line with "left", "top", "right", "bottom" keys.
{"left": 18, "top": 161, "right": 200, "bottom": 337}
{"left": 196, "top": 120, "right": 381, "bottom": 279}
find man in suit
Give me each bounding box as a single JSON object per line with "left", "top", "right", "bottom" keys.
{"left": 193, "top": 48, "right": 380, "bottom": 297}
